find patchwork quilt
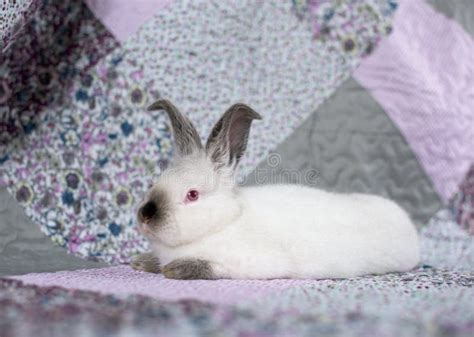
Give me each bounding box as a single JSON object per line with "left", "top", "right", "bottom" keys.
{"left": 0, "top": 0, "right": 473, "bottom": 336}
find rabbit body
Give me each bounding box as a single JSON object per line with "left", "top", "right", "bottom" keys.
{"left": 152, "top": 184, "right": 420, "bottom": 279}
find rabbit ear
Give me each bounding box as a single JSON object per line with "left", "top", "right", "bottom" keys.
{"left": 206, "top": 103, "right": 261, "bottom": 169}
{"left": 148, "top": 99, "right": 202, "bottom": 156}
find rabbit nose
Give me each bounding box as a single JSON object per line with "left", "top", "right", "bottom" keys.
{"left": 140, "top": 201, "right": 158, "bottom": 223}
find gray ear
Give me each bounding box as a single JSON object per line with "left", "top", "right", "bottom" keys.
{"left": 206, "top": 103, "right": 262, "bottom": 169}
{"left": 148, "top": 99, "right": 202, "bottom": 156}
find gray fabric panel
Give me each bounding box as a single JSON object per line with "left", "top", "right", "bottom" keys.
{"left": 428, "top": 0, "right": 474, "bottom": 37}
{"left": 244, "top": 78, "right": 442, "bottom": 227}
{"left": 0, "top": 187, "right": 107, "bottom": 276}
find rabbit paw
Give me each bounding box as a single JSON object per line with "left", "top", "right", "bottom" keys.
{"left": 131, "top": 252, "right": 160, "bottom": 273}
{"left": 162, "top": 258, "right": 215, "bottom": 280}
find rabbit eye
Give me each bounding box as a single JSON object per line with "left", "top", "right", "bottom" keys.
{"left": 186, "top": 189, "right": 199, "bottom": 202}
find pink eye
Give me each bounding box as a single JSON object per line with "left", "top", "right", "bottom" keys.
{"left": 186, "top": 189, "right": 199, "bottom": 202}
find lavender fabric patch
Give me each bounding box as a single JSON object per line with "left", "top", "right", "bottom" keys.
{"left": 11, "top": 265, "right": 312, "bottom": 305}
{"left": 1, "top": 0, "right": 396, "bottom": 263}
{"left": 84, "top": 0, "right": 173, "bottom": 42}
{"left": 354, "top": 0, "right": 474, "bottom": 202}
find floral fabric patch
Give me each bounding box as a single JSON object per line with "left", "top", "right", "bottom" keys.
{"left": 0, "top": 0, "right": 39, "bottom": 52}
{"left": 0, "top": 0, "right": 117, "bottom": 150}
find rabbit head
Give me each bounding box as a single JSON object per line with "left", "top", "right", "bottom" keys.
{"left": 137, "top": 99, "right": 261, "bottom": 247}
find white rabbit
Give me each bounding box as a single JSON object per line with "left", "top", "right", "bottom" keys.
{"left": 132, "top": 99, "right": 420, "bottom": 280}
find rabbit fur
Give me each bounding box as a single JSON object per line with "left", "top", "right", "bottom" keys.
{"left": 133, "top": 99, "right": 420, "bottom": 280}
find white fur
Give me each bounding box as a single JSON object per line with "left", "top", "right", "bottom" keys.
{"left": 145, "top": 154, "right": 420, "bottom": 279}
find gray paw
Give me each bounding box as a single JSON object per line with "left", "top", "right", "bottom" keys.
{"left": 162, "top": 258, "right": 215, "bottom": 280}
{"left": 131, "top": 252, "right": 160, "bottom": 273}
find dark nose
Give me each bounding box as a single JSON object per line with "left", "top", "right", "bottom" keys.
{"left": 139, "top": 201, "right": 157, "bottom": 222}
